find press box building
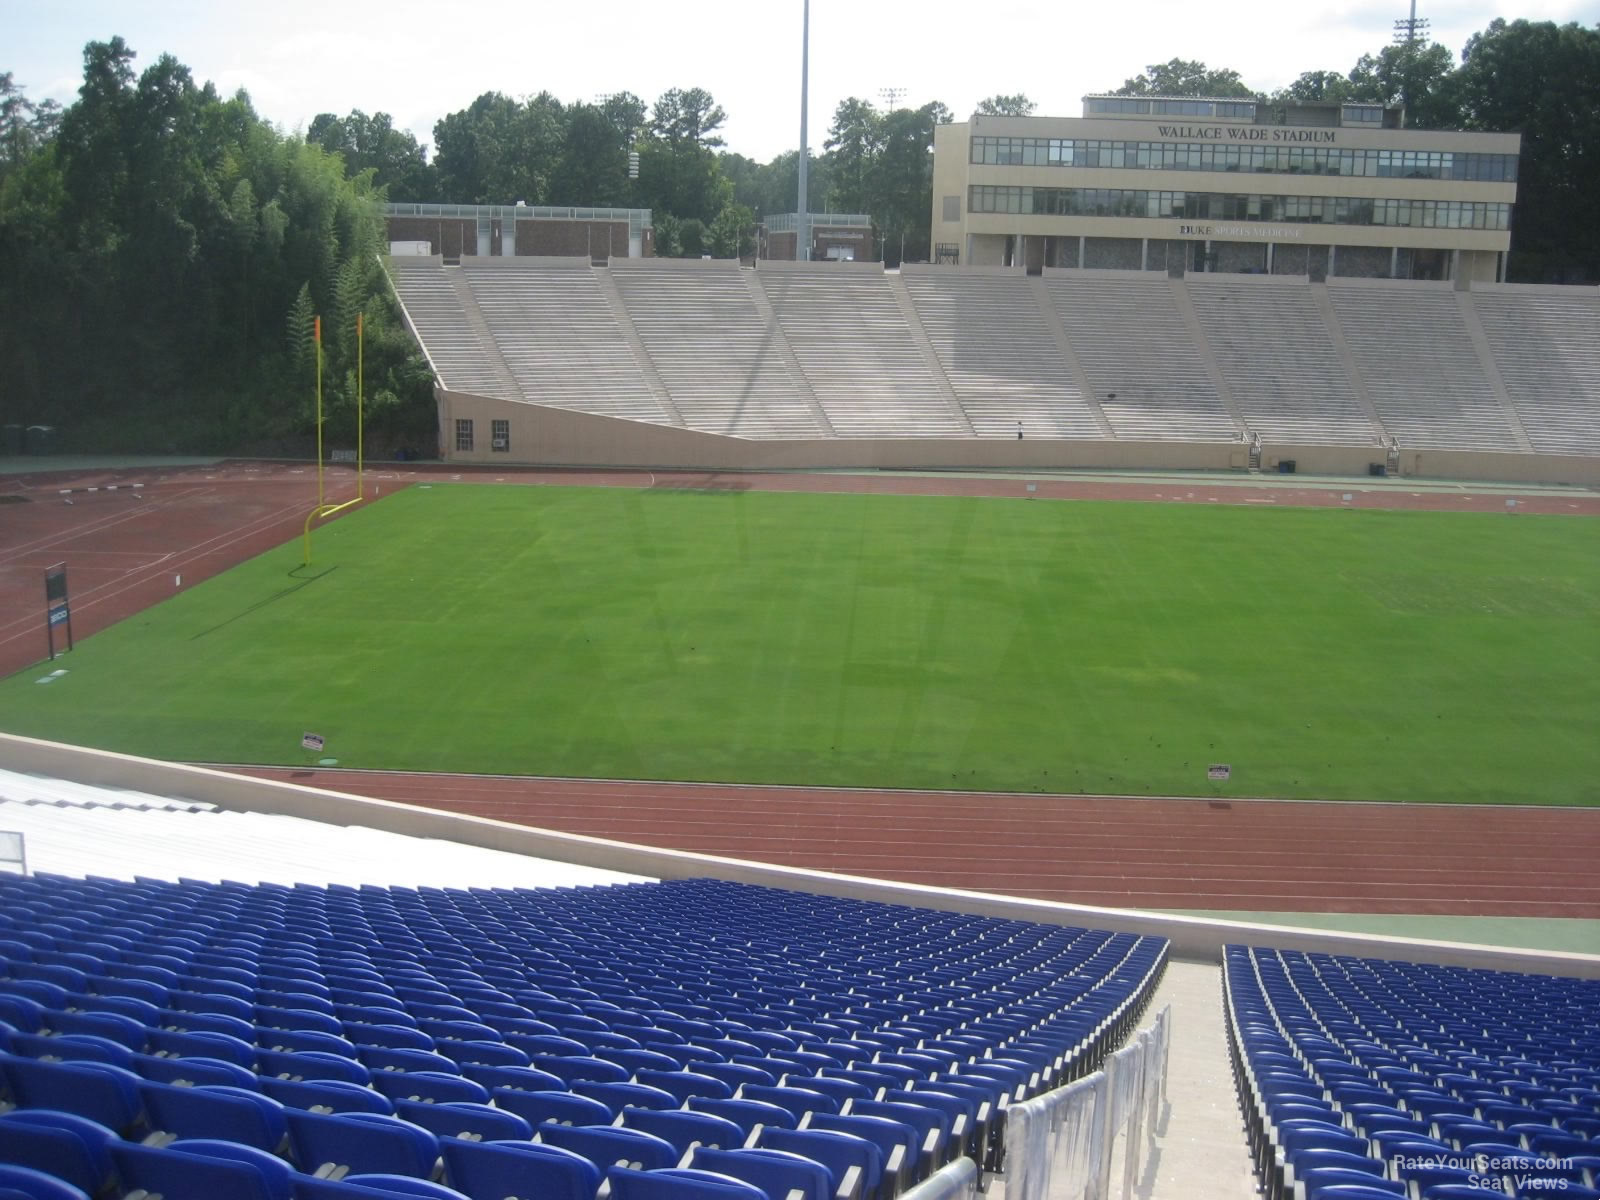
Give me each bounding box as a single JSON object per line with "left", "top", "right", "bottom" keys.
{"left": 930, "top": 97, "right": 1520, "bottom": 282}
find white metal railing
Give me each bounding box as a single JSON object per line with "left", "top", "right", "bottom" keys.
{"left": 1003, "top": 1005, "right": 1171, "bottom": 1200}
{"left": 0, "top": 830, "right": 25, "bottom": 874}
{"left": 898, "top": 1157, "right": 979, "bottom": 1200}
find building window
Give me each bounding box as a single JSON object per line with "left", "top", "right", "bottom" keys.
{"left": 969, "top": 136, "right": 1515, "bottom": 183}
{"left": 966, "top": 184, "right": 1510, "bottom": 230}
{"left": 455, "top": 418, "right": 474, "bottom": 452}
{"left": 942, "top": 196, "right": 961, "bottom": 222}
{"left": 491, "top": 419, "right": 510, "bottom": 452}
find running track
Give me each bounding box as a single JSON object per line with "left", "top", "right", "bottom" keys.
{"left": 5, "top": 460, "right": 1597, "bottom": 917}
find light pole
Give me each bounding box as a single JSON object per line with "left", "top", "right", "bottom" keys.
{"left": 797, "top": 0, "right": 810, "bottom": 260}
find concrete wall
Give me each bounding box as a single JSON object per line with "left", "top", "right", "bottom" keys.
{"left": 438, "top": 391, "right": 1600, "bottom": 485}
{"left": 438, "top": 389, "right": 1244, "bottom": 471}
{"left": 1398, "top": 448, "right": 1600, "bottom": 487}
{"left": 3, "top": 731, "right": 1594, "bottom": 976}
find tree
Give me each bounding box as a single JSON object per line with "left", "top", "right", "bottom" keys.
{"left": 1272, "top": 70, "right": 1361, "bottom": 104}
{"left": 874, "top": 101, "right": 949, "bottom": 265}
{"left": 650, "top": 87, "right": 726, "bottom": 149}
{"left": 308, "top": 109, "right": 435, "bottom": 200}
{"left": 824, "top": 97, "right": 880, "bottom": 214}
{"left": 708, "top": 202, "right": 754, "bottom": 258}
{"left": 550, "top": 103, "right": 630, "bottom": 206}
{"left": 636, "top": 87, "right": 731, "bottom": 224}
{"left": 1115, "top": 59, "right": 1257, "bottom": 98}
{"left": 432, "top": 91, "right": 565, "bottom": 204}
{"left": 1453, "top": 19, "right": 1600, "bottom": 281}
{"left": 976, "top": 93, "right": 1036, "bottom": 116}
{"left": 0, "top": 38, "right": 433, "bottom": 450}
{"left": 1346, "top": 41, "right": 1458, "bottom": 126}
{"left": 0, "top": 74, "right": 61, "bottom": 180}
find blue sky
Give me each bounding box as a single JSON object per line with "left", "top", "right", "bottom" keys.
{"left": 4, "top": 0, "right": 1596, "bottom": 163}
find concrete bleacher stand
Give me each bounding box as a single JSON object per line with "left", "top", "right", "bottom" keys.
{"left": 385, "top": 257, "right": 1600, "bottom": 484}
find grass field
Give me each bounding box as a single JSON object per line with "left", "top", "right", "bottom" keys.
{"left": 1, "top": 483, "right": 1596, "bottom": 805}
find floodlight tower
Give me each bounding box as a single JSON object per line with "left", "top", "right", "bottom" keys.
{"left": 797, "top": 0, "right": 811, "bottom": 260}
{"left": 1392, "top": 2, "right": 1430, "bottom": 125}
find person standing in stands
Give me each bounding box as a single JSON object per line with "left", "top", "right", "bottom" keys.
{"left": 1016, "top": 421, "right": 1024, "bottom": 440}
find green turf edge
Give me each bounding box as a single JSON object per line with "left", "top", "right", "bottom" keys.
{"left": 1158, "top": 910, "right": 1600, "bottom": 955}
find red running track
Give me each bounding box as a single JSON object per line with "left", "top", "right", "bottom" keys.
{"left": 235, "top": 769, "right": 1600, "bottom": 918}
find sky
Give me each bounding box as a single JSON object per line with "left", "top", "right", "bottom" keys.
{"left": 4, "top": 0, "right": 1597, "bottom": 165}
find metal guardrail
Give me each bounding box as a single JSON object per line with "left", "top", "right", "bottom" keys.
{"left": 1004, "top": 1005, "right": 1171, "bottom": 1200}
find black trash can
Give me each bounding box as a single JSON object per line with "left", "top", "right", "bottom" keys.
{"left": 1368, "top": 463, "right": 1387, "bottom": 477}
{"left": 1278, "top": 459, "right": 1297, "bottom": 475}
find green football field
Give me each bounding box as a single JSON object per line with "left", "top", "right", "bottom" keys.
{"left": 2, "top": 484, "right": 1596, "bottom": 805}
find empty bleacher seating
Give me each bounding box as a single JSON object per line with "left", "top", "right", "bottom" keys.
{"left": 902, "top": 268, "right": 1105, "bottom": 439}
{"left": 610, "top": 262, "right": 825, "bottom": 438}
{"left": 1329, "top": 281, "right": 1522, "bottom": 452}
{"left": 1043, "top": 271, "right": 1236, "bottom": 441}
{"left": 387, "top": 261, "right": 515, "bottom": 399}
{"left": 1188, "top": 276, "right": 1380, "bottom": 446}
{"left": 1224, "top": 944, "right": 1600, "bottom": 1200}
{"left": 0, "top": 872, "right": 1167, "bottom": 1200}
{"left": 459, "top": 262, "right": 674, "bottom": 426}
{"left": 1471, "top": 286, "right": 1600, "bottom": 456}
{"left": 758, "top": 266, "right": 967, "bottom": 438}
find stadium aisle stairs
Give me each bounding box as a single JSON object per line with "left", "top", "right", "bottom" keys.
{"left": 1136, "top": 960, "right": 1258, "bottom": 1200}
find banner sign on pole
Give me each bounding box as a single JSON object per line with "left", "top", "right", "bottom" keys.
{"left": 44, "top": 564, "right": 72, "bottom": 660}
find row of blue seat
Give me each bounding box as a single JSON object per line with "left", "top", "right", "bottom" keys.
{"left": 1224, "top": 945, "right": 1600, "bottom": 1200}
{"left": 0, "top": 873, "right": 1168, "bottom": 1200}
{"left": 0, "top": 1094, "right": 931, "bottom": 1200}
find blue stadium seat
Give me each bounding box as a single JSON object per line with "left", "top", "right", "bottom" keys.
{"left": 392, "top": 1099, "right": 532, "bottom": 1143}
{"left": 260, "top": 1076, "right": 394, "bottom": 1115}
{"left": 803, "top": 1113, "right": 916, "bottom": 1198}
{"left": 686, "top": 1147, "right": 834, "bottom": 1200}
{"left": 140, "top": 1080, "right": 289, "bottom": 1152}
{"left": 535, "top": 1124, "right": 680, "bottom": 1172}
{"left": 687, "top": 1099, "right": 799, "bottom": 1136}
{"left": 574, "top": 1081, "right": 680, "bottom": 1112}
{"left": 0, "top": 1054, "right": 145, "bottom": 1135}
{"left": 109, "top": 1138, "right": 296, "bottom": 1200}
{"left": 440, "top": 1138, "right": 601, "bottom": 1200}
{"left": 371, "top": 1072, "right": 491, "bottom": 1106}
{"left": 0, "top": 1163, "right": 91, "bottom": 1200}
{"left": 619, "top": 1108, "right": 748, "bottom": 1156}
{"left": 635, "top": 1069, "right": 734, "bottom": 1104}
{"left": 490, "top": 1088, "right": 614, "bottom": 1128}
{"left": 756, "top": 1126, "right": 883, "bottom": 1200}
{"left": 0, "top": 1110, "right": 116, "bottom": 1198}
{"left": 285, "top": 1108, "right": 442, "bottom": 1179}
{"left": 295, "top": 1173, "right": 470, "bottom": 1199}
{"left": 739, "top": 1086, "right": 838, "bottom": 1122}
{"left": 606, "top": 1166, "right": 769, "bottom": 1200}
{"left": 133, "top": 1052, "right": 259, "bottom": 1089}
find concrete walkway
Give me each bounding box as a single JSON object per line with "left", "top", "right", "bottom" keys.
{"left": 1122, "top": 959, "right": 1257, "bottom": 1200}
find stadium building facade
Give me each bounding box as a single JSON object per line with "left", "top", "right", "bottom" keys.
{"left": 930, "top": 97, "right": 1519, "bottom": 282}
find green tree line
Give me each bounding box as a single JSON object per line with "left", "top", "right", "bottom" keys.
{"left": 0, "top": 20, "right": 1593, "bottom": 449}
{"left": 0, "top": 39, "right": 435, "bottom": 452}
